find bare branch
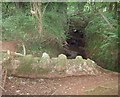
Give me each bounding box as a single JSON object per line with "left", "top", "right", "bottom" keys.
{"left": 22, "top": 43, "right": 26, "bottom": 56}
{"left": 42, "top": 2, "right": 49, "bottom": 17}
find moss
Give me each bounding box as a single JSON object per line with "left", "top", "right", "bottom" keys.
{"left": 51, "top": 58, "right": 58, "bottom": 66}
{"left": 2, "top": 58, "right": 12, "bottom": 70}
{"left": 57, "top": 54, "right": 67, "bottom": 66}
{"left": 17, "top": 55, "right": 34, "bottom": 73}
{"left": 33, "top": 57, "right": 41, "bottom": 63}
{"left": 36, "top": 67, "right": 51, "bottom": 74}
{"left": 17, "top": 65, "right": 51, "bottom": 74}
{"left": 17, "top": 63, "right": 33, "bottom": 74}
{"left": 75, "top": 56, "right": 84, "bottom": 65}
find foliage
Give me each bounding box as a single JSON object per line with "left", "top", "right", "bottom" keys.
{"left": 2, "top": 12, "right": 38, "bottom": 41}
{"left": 85, "top": 8, "right": 118, "bottom": 71}
{"left": 2, "top": 2, "right": 119, "bottom": 72}
{"left": 2, "top": 2, "right": 67, "bottom": 57}
{"left": 43, "top": 11, "right": 67, "bottom": 44}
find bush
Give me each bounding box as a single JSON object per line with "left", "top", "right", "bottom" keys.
{"left": 85, "top": 11, "right": 118, "bottom": 71}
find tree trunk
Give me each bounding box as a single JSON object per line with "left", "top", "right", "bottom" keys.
{"left": 31, "top": 2, "right": 42, "bottom": 35}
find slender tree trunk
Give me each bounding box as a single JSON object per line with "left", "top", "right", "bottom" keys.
{"left": 31, "top": 2, "right": 42, "bottom": 35}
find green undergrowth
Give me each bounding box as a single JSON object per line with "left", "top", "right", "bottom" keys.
{"left": 85, "top": 11, "right": 118, "bottom": 72}
{"left": 17, "top": 55, "right": 51, "bottom": 74}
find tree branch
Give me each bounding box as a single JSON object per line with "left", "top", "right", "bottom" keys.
{"left": 98, "top": 10, "right": 113, "bottom": 29}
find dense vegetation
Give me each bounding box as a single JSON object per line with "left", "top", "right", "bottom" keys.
{"left": 2, "top": 2, "right": 119, "bottom": 72}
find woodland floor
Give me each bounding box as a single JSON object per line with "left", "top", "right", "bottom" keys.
{"left": 2, "top": 72, "right": 119, "bottom": 95}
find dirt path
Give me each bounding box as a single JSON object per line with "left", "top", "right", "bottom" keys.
{"left": 2, "top": 72, "right": 119, "bottom": 95}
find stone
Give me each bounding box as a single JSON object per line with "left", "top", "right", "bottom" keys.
{"left": 75, "top": 56, "right": 83, "bottom": 60}
{"left": 86, "top": 58, "right": 96, "bottom": 66}
{"left": 54, "top": 54, "right": 67, "bottom": 72}
{"left": 57, "top": 54, "right": 67, "bottom": 66}
{"left": 81, "top": 59, "right": 99, "bottom": 75}
{"left": 66, "top": 65, "right": 76, "bottom": 75}
{"left": 75, "top": 56, "right": 84, "bottom": 64}
{"left": 40, "top": 52, "right": 50, "bottom": 68}
{"left": 78, "top": 64, "right": 83, "bottom": 71}
{"left": 58, "top": 54, "right": 67, "bottom": 60}
{"left": 41, "top": 52, "right": 50, "bottom": 59}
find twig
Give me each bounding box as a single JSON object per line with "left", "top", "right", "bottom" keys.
{"left": 0, "top": 69, "right": 7, "bottom": 92}
{"left": 2, "top": 69, "right": 7, "bottom": 89}
{"left": 14, "top": 52, "right": 25, "bottom": 57}
{"left": 51, "top": 89, "right": 58, "bottom": 95}
{"left": 0, "top": 85, "right": 6, "bottom": 91}
{"left": 2, "top": 50, "right": 25, "bottom": 57}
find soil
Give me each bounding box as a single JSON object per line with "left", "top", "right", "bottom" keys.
{"left": 2, "top": 72, "right": 119, "bottom": 95}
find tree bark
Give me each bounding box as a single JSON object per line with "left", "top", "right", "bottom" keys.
{"left": 31, "top": 2, "right": 42, "bottom": 35}
{"left": 37, "top": 3, "right": 42, "bottom": 35}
